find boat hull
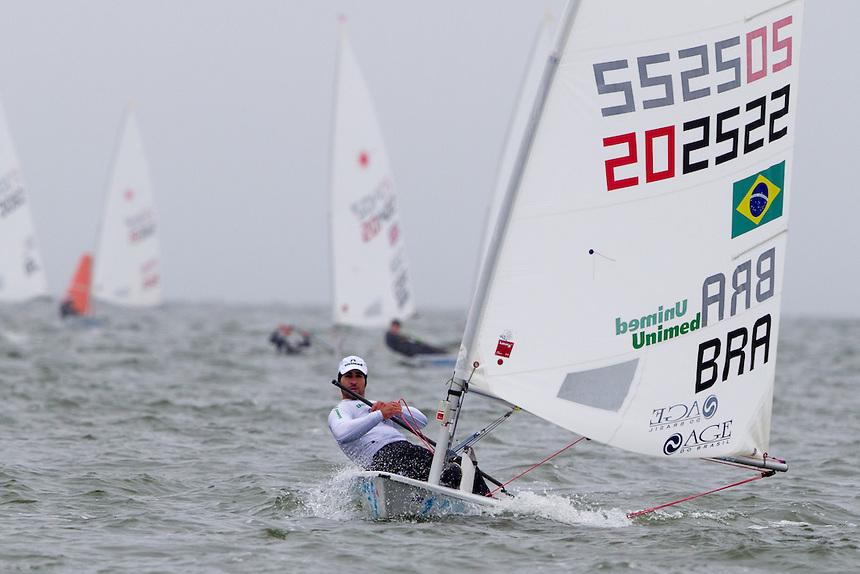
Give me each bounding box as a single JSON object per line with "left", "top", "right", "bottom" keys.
{"left": 351, "top": 471, "right": 499, "bottom": 520}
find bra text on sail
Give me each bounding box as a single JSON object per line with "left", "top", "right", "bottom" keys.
{"left": 701, "top": 247, "right": 774, "bottom": 328}
{"left": 389, "top": 250, "right": 410, "bottom": 309}
{"left": 695, "top": 313, "right": 771, "bottom": 394}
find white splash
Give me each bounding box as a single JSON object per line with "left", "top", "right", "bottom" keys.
{"left": 0, "top": 330, "right": 28, "bottom": 345}
{"left": 301, "top": 466, "right": 365, "bottom": 521}
{"left": 749, "top": 519, "right": 813, "bottom": 530}
{"left": 490, "top": 490, "right": 631, "bottom": 528}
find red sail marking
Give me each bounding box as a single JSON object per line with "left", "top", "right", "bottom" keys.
{"left": 495, "top": 340, "right": 514, "bottom": 358}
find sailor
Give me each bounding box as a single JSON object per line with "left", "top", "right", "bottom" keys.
{"left": 327, "top": 355, "right": 490, "bottom": 495}
{"left": 269, "top": 324, "right": 311, "bottom": 354}
{"left": 59, "top": 299, "right": 79, "bottom": 319}
{"left": 384, "top": 319, "right": 449, "bottom": 358}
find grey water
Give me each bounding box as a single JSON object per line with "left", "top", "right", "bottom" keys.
{"left": 1, "top": 300, "right": 857, "bottom": 573}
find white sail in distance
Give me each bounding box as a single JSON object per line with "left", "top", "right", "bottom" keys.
{"left": 478, "top": 14, "right": 557, "bottom": 271}
{"left": 0, "top": 98, "right": 48, "bottom": 301}
{"left": 456, "top": 0, "right": 803, "bottom": 461}
{"left": 92, "top": 110, "right": 162, "bottom": 306}
{"left": 329, "top": 21, "right": 415, "bottom": 328}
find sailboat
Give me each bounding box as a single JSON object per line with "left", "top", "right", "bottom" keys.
{"left": 60, "top": 254, "right": 92, "bottom": 318}
{"left": 0, "top": 98, "right": 48, "bottom": 302}
{"left": 353, "top": 0, "right": 803, "bottom": 520}
{"left": 329, "top": 19, "right": 416, "bottom": 329}
{"left": 61, "top": 109, "right": 162, "bottom": 318}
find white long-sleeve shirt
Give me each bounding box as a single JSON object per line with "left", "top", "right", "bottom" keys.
{"left": 327, "top": 399, "right": 428, "bottom": 468}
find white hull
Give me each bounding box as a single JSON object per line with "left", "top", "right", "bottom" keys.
{"left": 351, "top": 471, "right": 499, "bottom": 520}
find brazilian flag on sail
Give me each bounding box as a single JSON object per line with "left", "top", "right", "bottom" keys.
{"left": 732, "top": 161, "right": 785, "bottom": 238}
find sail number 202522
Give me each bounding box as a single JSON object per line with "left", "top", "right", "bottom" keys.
{"left": 602, "top": 85, "right": 789, "bottom": 191}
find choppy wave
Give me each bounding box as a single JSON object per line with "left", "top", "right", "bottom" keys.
{"left": 0, "top": 303, "right": 858, "bottom": 573}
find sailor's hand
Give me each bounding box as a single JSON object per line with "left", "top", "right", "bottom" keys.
{"left": 370, "top": 401, "right": 385, "bottom": 412}
{"left": 378, "top": 402, "right": 402, "bottom": 419}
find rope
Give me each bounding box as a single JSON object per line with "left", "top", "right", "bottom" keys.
{"left": 453, "top": 408, "right": 517, "bottom": 453}
{"left": 626, "top": 470, "right": 774, "bottom": 519}
{"left": 487, "top": 436, "right": 588, "bottom": 496}
{"left": 399, "top": 398, "right": 435, "bottom": 453}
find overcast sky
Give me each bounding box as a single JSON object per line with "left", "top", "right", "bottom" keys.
{"left": 0, "top": 1, "right": 855, "bottom": 317}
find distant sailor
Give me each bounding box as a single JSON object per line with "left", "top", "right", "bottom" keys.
{"left": 269, "top": 324, "right": 311, "bottom": 354}
{"left": 327, "top": 355, "right": 490, "bottom": 495}
{"left": 384, "top": 319, "right": 449, "bottom": 358}
{"left": 59, "top": 299, "right": 80, "bottom": 319}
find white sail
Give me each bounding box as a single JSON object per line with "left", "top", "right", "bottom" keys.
{"left": 478, "top": 14, "right": 557, "bottom": 270}
{"left": 456, "top": 0, "right": 803, "bottom": 461}
{"left": 92, "top": 110, "right": 162, "bottom": 306}
{"left": 329, "top": 22, "right": 415, "bottom": 328}
{"left": 0, "top": 98, "right": 48, "bottom": 301}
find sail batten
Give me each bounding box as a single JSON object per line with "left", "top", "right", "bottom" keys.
{"left": 457, "top": 0, "right": 803, "bottom": 461}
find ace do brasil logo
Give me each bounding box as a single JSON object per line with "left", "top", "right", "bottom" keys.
{"left": 663, "top": 418, "right": 732, "bottom": 455}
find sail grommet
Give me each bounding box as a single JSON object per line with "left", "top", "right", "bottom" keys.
{"left": 473, "top": 361, "right": 479, "bottom": 368}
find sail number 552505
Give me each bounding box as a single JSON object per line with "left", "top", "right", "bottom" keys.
{"left": 593, "top": 17, "right": 793, "bottom": 117}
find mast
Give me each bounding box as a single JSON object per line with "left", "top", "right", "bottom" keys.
{"left": 475, "top": 13, "right": 554, "bottom": 278}
{"left": 327, "top": 17, "right": 345, "bottom": 324}
{"left": 428, "top": 0, "right": 582, "bottom": 486}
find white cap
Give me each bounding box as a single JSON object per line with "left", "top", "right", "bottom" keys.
{"left": 338, "top": 355, "right": 368, "bottom": 376}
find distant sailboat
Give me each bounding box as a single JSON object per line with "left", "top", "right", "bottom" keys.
{"left": 62, "top": 109, "right": 162, "bottom": 317}
{"left": 354, "top": 0, "right": 803, "bottom": 519}
{"left": 60, "top": 253, "right": 92, "bottom": 318}
{"left": 329, "top": 19, "right": 415, "bottom": 328}
{"left": 0, "top": 98, "right": 48, "bottom": 302}
{"left": 92, "top": 109, "right": 162, "bottom": 306}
